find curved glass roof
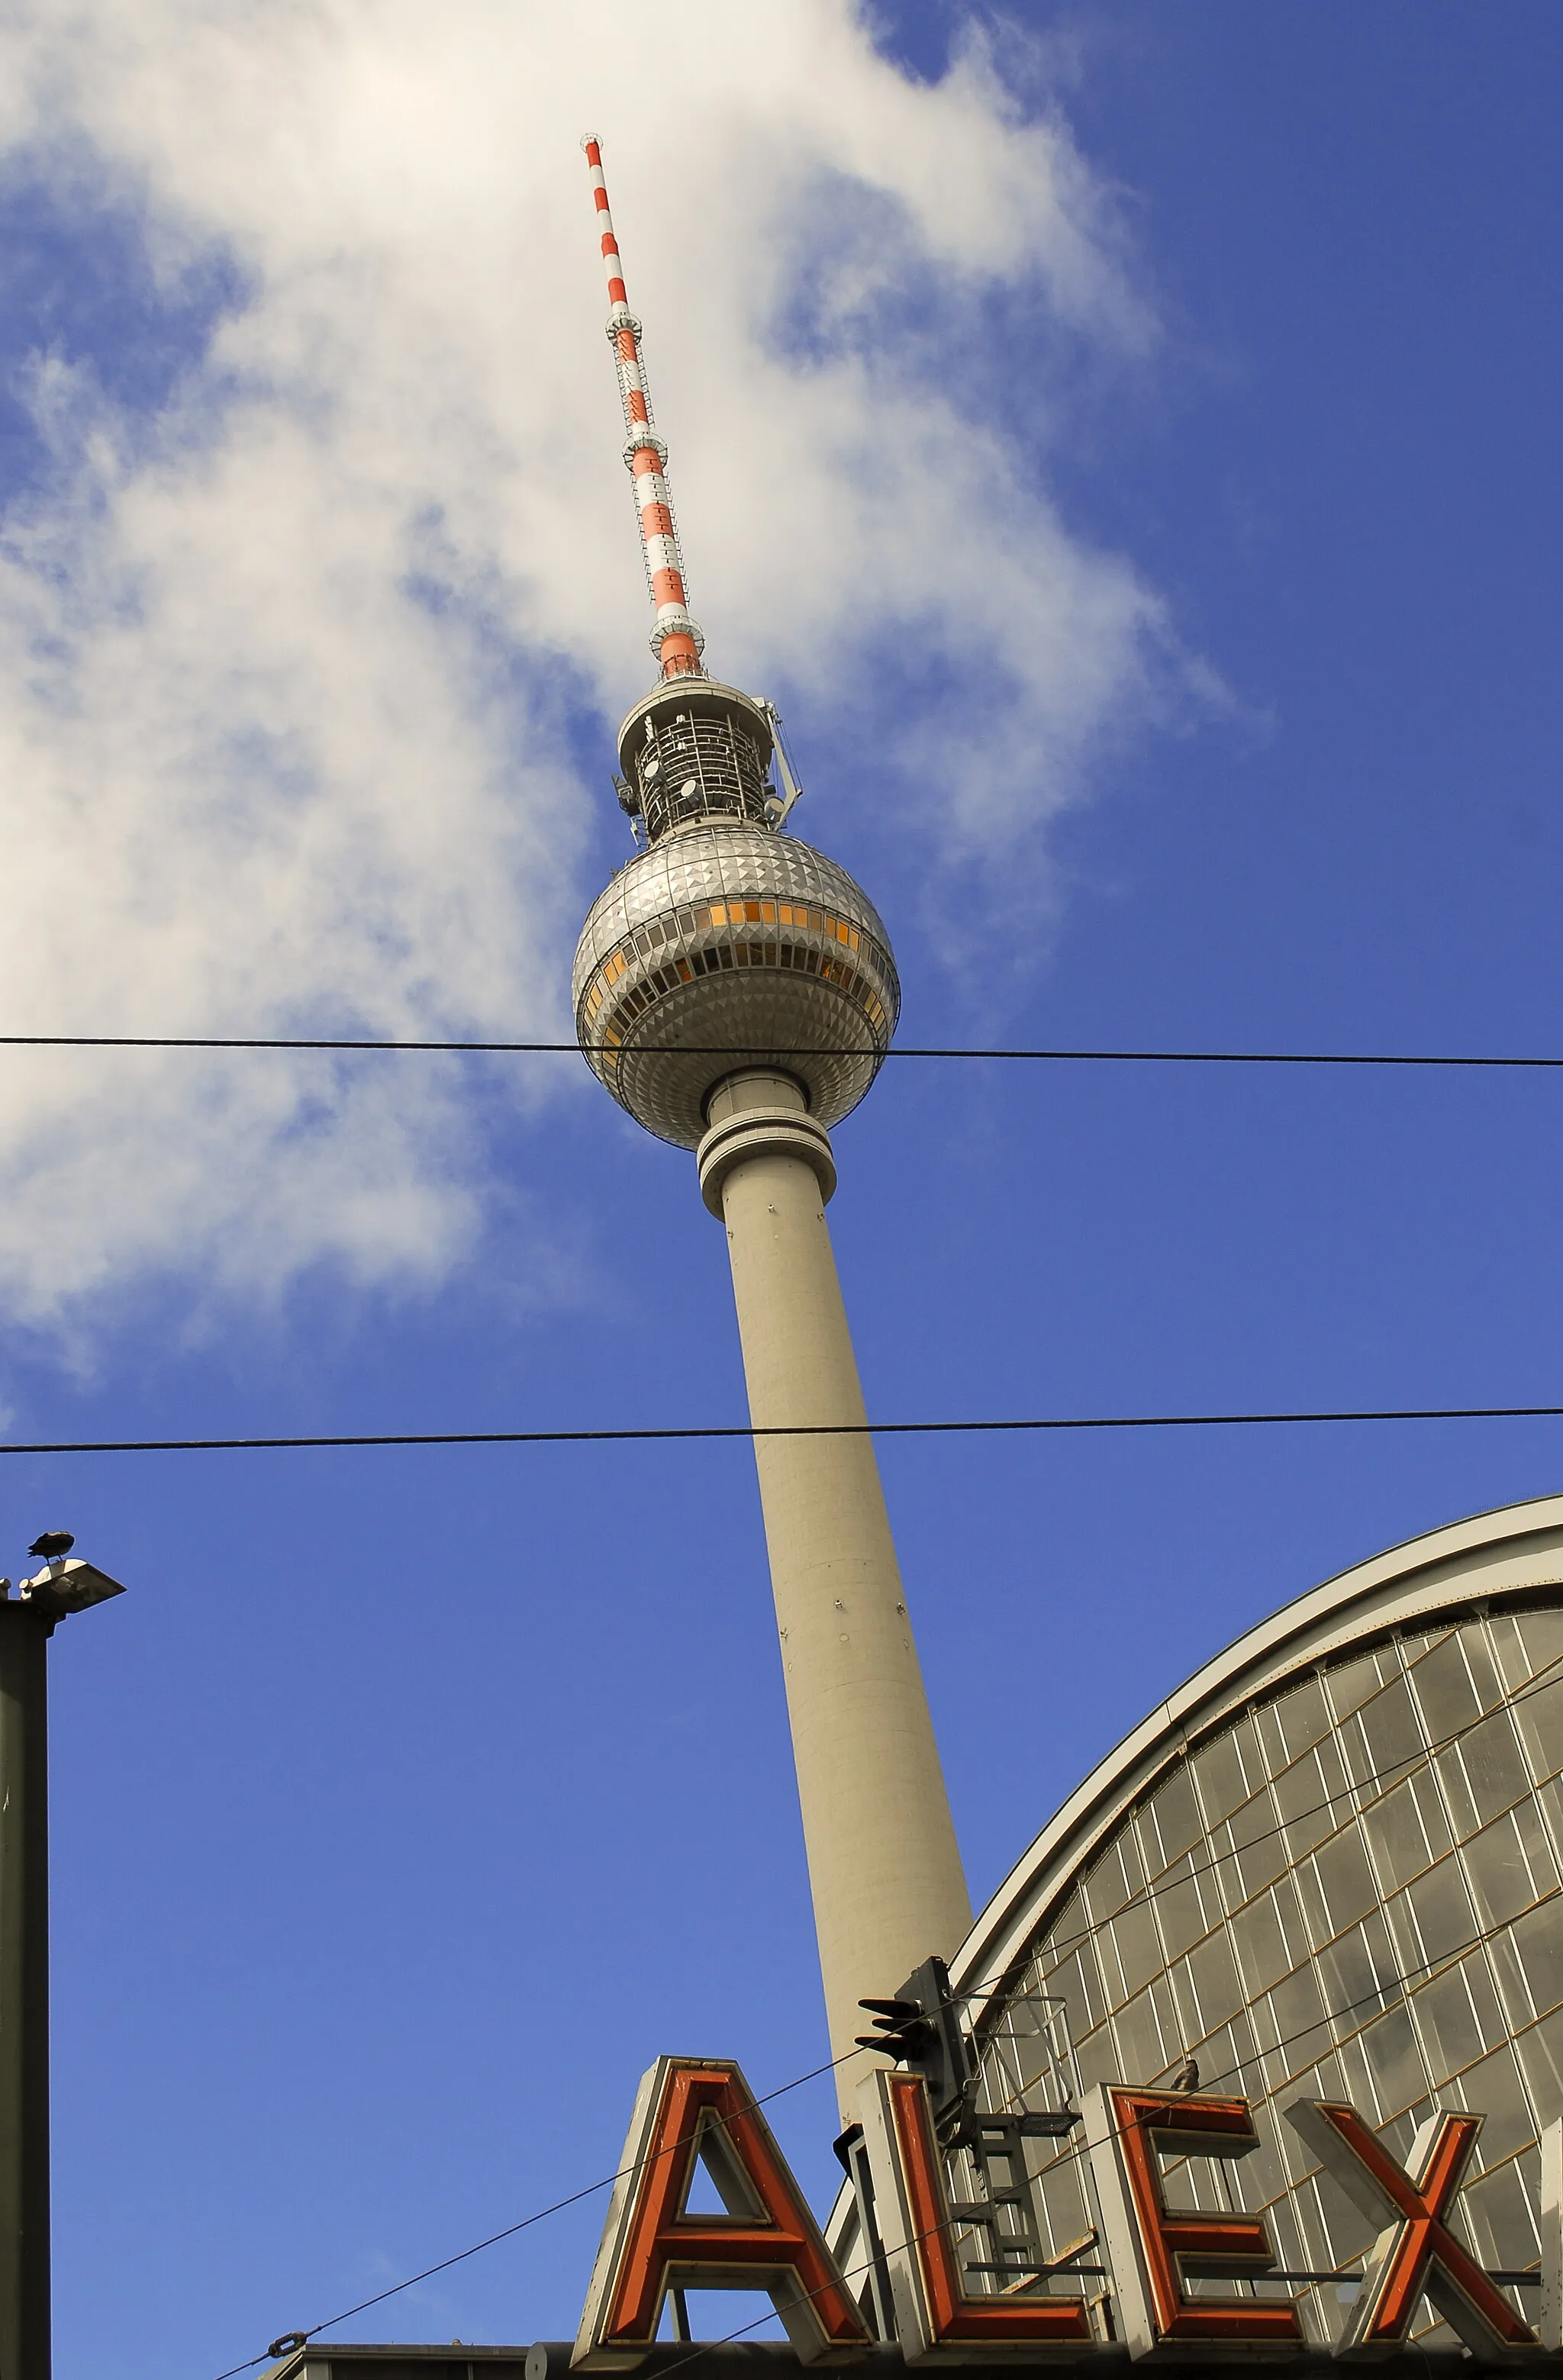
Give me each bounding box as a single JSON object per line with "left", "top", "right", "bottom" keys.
{"left": 938, "top": 1497, "right": 1563, "bottom": 2348}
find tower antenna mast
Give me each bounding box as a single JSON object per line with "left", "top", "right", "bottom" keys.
{"left": 582, "top": 137, "right": 704, "bottom": 682}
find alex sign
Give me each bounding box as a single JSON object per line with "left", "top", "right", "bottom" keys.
{"left": 574, "top": 2057, "right": 1562, "bottom": 2369}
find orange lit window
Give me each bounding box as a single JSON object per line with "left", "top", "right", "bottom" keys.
{"left": 761, "top": 901, "right": 777, "bottom": 923}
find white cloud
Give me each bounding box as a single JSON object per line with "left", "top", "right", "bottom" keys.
{"left": 0, "top": 0, "right": 1195, "bottom": 1329}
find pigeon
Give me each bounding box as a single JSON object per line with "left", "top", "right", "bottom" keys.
{"left": 1169, "top": 2054, "right": 1200, "bottom": 2093}
{"left": 27, "top": 1531, "right": 75, "bottom": 1561}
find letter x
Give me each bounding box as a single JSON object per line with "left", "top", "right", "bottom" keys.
{"left": 1285, "top": 2098, "right": 1537, "bottom": 2356}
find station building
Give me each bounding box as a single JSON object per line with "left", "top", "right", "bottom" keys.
{"left": 267, "top": 1494, "right": 1563, "bottom": 2380}
{"left": 873, "top": 1491, "right": 1563, "bottom": 2353}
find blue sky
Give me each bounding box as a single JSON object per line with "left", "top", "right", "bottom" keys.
{"left": 0, "top": 3, "right": 1559, "bottom": 2373}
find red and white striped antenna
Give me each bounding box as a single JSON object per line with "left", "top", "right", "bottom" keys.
{"left": 582, "top": 137, "right": 704, "bottom": 683}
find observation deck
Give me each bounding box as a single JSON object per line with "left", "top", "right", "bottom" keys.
{"left": 573, "top": 818, "right": 898, "bottom": 1149}
{"left": 576, "top": 673, "right": 900, "bottom": 1148}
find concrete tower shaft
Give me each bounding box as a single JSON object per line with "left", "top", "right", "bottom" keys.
{"left": 575, "top": 144, "right": 971, "bottom": 2114}
{"left": 700, "top": 1071, "right": 972, "bottom": 2102}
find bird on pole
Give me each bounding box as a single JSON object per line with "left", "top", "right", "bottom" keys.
{"left": 27, "top": 1532, "right": 74, "bottom": 1562}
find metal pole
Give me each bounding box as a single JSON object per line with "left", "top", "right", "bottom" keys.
{"left": 0, "top": 1599, "right": 53, "bottom": 2380}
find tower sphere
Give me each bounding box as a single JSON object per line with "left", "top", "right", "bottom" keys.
{"left": 574, "top": 685, "right": 899, "bottom": 1148}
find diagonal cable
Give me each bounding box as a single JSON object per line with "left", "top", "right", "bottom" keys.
{"left": 16, "top": 1401, "right": 1563, "bottom": 1455}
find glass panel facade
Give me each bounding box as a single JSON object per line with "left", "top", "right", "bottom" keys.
{"left": 969, "top": 1600, "right": 1563, "bottom": 2346}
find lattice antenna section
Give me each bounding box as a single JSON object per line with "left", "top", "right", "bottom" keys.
{"left": 582, "top": 137, "right": 704, "bottom": 682}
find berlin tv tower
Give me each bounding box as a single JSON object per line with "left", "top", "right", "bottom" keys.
{"left": 574, "top": 140, "right": 971, "bottom": 2108}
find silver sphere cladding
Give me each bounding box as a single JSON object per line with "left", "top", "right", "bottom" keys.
{"left": 574, "top": 823, "right": 901, "bottom": 1148}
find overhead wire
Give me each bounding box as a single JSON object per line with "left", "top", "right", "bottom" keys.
{"left": 18, "top": 1403, "right": 1563, "bottom": 1457}
{"left": 13, "top": 1035, "right": 1561, "bottom": 1462}
{"left": 210, "top": 1658, "right": 1563, "bottom": 2378}
{"left": 10, "top": 1030, "right": 1555, "bottom": 1458}
{"left": 9, "top": 1035, "right": 1563, "bottom": 1065}
{"left": 8, "top": 1028, "right": 1560, "bottom": 1066}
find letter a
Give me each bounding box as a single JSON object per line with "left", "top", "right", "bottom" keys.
{"left": 572, "top": 2056, "right": 869, "bottom": 2367}
{"left": 1286, "top": 2098, "right": 1539, "bottom": 2359}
